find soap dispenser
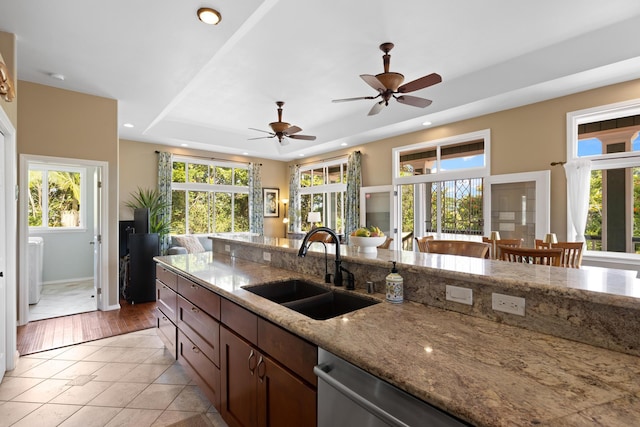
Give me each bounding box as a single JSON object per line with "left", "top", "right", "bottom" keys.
{"left": 385, "top": 261, "right": 404, "bottom": 303}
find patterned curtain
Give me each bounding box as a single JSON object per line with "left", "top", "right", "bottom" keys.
{"left": 345, "top": 151, "right": 362, "bottom": 243}
{"left": 157, "top": 151, "right": 173, "bottom": 255}
{"left": 289, "top": 164, "right": 300, "bottom": 233}
{"left": 249, "top": 162, "right": 264, "bottom": 235}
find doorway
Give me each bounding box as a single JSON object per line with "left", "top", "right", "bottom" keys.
{"left": 19, "top": 155, "right": 105, "bottom": 324}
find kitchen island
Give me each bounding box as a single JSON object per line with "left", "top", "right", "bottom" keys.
{"left": 155, "top": 236, "right": 640, "bottom": 426}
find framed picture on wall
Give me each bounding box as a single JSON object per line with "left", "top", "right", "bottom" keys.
{"left": 263, "top": 188, "right": 279, "bottom": 217}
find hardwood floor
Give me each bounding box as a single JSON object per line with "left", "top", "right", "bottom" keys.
{"left": 17, "top": 298, "right": 157, "bottom": 355}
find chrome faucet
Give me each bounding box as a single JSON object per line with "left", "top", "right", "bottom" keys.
{"left": 298, "top": 227, "right": 352, "bottom": 288}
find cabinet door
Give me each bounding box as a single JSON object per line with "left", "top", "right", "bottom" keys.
{"left": 221, "top": 327, "right": 258, "bottom": 427}
{"left": 257, "top": 355, "right": 316, "bottom": 427}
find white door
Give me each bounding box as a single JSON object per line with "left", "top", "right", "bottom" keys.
{"left": 483, "top": 171, "right": 551, "bottom": 247}
{"left": 0, "top": 130, "right": 7, "bottom": 380}
{"left": 360, "top": 186, "right": 397, "bottom": 249}
{"left": 93, "top": 168, "right": 103, "bottom": 309}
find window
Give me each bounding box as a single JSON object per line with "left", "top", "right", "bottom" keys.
{"left": 170, "top": 157, "right": 249, "bottom": 234}
{"left": 28, "top": 165, "right": 85, "bottom": 229}
{"left": 393, "top": 130, "right": 490, "bottom": 243}
{"left": 298, "top": 159, "right": 347, "bottom": 233}
{"left": 568, "top": 101, "right": 640, "bottom": 255}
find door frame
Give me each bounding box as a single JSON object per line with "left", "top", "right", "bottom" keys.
{"left": 18, "top": 154, "right": 109, "bottom": 325}
{"left": 0, "top": 106, "right": 17, "bottom": 371}
{"left": 483, "top": 170, "right": 551, "bottom": 239}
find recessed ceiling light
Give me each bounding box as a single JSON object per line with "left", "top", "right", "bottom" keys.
{"left": 341, "top": 142, "right": 348, "bottom": 146}
{"left": 123, "top": 123, "right": 134, "bottom": 128}
{"left": 49, "top": 73, "right": 65, "bottom": 81}
{"left": 299, "top": 154, "right": 305, "bottom": 157}
{"left": 422, "top": 121, "right": 432, "bottom": 126}
{"left": 180, "top": 143, "right": 189, "bottom": 147}
{"left": 242, "top": 152, "right": 249, "bottom": 155}
{"left": 197, "top": 7, "right": 222, "bottom": 25}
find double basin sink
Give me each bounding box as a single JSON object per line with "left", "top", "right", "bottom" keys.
{"left": 243, "top": 279, "right": 379, "bottom": 320}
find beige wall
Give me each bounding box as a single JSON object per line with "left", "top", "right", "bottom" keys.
{"left": 291, "top": 78, "right": 640, "bottom": 239}
{"left": 119, "top": 139, "right": 289, "bottom": 237}
{"left": 0, "top": 31, "right": 17, "bottom": 128}
{"left": 18, "top": 81, "right": 120, "bottom": 308}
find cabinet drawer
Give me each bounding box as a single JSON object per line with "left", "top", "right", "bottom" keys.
{"left": 258, "top": 318, "right": 317, "bottom": 386}
{"left": 156, "top": 264, "right": 177, "bottom": 291}
{"left": 156, "top": 308, "right": 177, "bottom": 360}
{"left": 178, "top": 330, "right": 221, "bottom": 410}
{"left": 178, "top": 276, "right": 221, "bottom": 320}
{"left": 221, "top": 298, "right": 258, "bottom": 346}
{"left": 178, "top": 295, "right": 220, "bottom": 367}
{"left": 156, "top": 280, "right": 177, "bottom": 323}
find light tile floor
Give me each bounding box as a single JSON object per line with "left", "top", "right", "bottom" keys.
{"left": 29, "top": 280, "right": 97, "bottom": 321}
{"left": 0, "top": 328, "right": 227, "bottom": 427}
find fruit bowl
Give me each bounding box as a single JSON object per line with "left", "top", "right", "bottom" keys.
{"left": 349, "top": 236, "right": 387, "bottom": 253}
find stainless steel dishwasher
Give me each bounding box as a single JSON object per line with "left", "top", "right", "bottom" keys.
{"left": 314, "top": 348, "right": 469, "bottom": 427}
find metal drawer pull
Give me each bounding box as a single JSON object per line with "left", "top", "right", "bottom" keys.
{"left": 192, "top": 346, "right": 200, "bottom": 354}
{"left": 257, "top": 356, "right": 265, "bottom": 383}
{"left": 190, "top": 306, "right": 199, "bottom": 313}
{"left": 248, "top": 349, "right": 256, "bottom": 375}
{"left": 191, "top": 284, "right": 198, "bottom": 289}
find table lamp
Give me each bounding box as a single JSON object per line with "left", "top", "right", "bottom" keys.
{"left": 544, "top": 233, "right": 558, "bottom": 244}
{"left": 489, "top": 231, "right": 501, "bottom": 241}
{"left": 307, "top": 212, "right": 321, "bottom": 229}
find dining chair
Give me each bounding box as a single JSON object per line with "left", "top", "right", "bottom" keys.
{"left": 499, "top": 246, "right": 562, "bottom": 266}
{"left": 307, "top": 231, "right": 336, "bottom": 243}
{"left": 425, "top": 240, "right": 491, "bottom": 259}
{"left": 377, "top": 236, "right": 394, "bottom": 249}
{"left": 484, "top": 237, "right": 523, "bottom": 259}
{"left": 534, "top": 239, "right": 551, "bottom": 249}
{"left": 414, "top": 235, "right": 434, "bottom": 253}
{"left": 553, "top": 241, "right": 584, "bottom": 268}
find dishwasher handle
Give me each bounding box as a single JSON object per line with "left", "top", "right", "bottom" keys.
{"left": 314, "top": 363, "right": 411, "bottom": 427}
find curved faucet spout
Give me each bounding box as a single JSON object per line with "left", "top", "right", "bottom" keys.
{"left": 297, "top": 227, "right": 343, "bottom": 286}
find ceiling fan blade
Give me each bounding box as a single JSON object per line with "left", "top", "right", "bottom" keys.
{"left": 397, "top": 73, "right": 442, "bottom": 93}
{"left": 248, "top": 136, "right": 274, "bottom": 140}
{"left": 289, "top": 134, "right": 316, "bottom": 141}
{"left": 284, "top": 125, "right": 302, "bottom": 135}
{"left": 360, "top": 74, "right": 386, "bottom": 92}
{"left": 368, "top": 101, "right": 385, "bottom": 116}
{"left": 248, "top": 127, "right": 274, "bottom": 135}
{"left": 332, "top": 95, "right": 379, "bottom": 103}
{"left": 396, "top": 95, "right": 432, "bottom": 108}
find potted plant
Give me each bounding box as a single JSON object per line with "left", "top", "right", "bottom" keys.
{"left": 125, "top": 187, "right": 171, "bottom": 240}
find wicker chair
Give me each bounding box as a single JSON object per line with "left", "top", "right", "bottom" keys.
{"left": 415, "top": 235, "right": 434, "bottom": 253}
{"left": 499, "top": 246, "right": 562, "bottom": 266}
{"left": 424, "top": 240, "right": 491, "bottom": 259}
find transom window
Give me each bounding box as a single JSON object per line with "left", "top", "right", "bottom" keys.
{"left": 28, "top": 164, "right": 85, "bottom": 230}
{"left": 171, "top": 157, "right": 249, "bottom": 234}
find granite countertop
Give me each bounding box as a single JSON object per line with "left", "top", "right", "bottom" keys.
{"left": 156, "top": 251, "right": 640, "bottom": 426}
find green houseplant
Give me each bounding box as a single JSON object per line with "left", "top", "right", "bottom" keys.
{"left": 125, "top": 187, "right": 171, "bottom": 239}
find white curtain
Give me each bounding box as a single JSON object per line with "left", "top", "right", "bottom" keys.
{"left": 563, "top": 159, "right": 591, "bottom": 242}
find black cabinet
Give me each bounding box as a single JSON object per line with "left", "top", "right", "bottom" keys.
{"left": 126, "top": 233, "right": 159, "bottom": 303}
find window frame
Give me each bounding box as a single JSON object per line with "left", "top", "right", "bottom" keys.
{"left": 567, "top": 99, "right": 640, "bottom": 263}
{"left": 170, "top": 156, "right": 249, "bottom": 234}
{"left": 27, "top": 163, "right": 87, "bottom": 232}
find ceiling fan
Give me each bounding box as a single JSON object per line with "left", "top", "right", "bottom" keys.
{"left": 333, "top": 42, "right": 442, "bottom": 116}
{"left": 249, "top": 101, "right": 316, "bottom": 145}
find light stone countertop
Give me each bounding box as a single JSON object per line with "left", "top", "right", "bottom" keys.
{"left": 156, "top": 251, "right": 640, "bottom": 427}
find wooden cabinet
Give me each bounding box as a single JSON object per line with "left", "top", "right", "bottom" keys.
{"left": 155, "top": 262, "right": 317, "bottom": 427}
{"left": 220, "top": 300, "right": 317, "bottom": 427}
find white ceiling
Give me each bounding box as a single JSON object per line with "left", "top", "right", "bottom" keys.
{"left": 3, "top": 0, "right": 640, "bottom": 160}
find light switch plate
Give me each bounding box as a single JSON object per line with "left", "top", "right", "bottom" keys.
{"left": 445, "top": 285, "right": 473, "bottom": 305}
{"left": 224, "top": 244, "right": 230, "bottom": 252}
{"left": 263, "top": 252, "right": 271, "bottom": 262}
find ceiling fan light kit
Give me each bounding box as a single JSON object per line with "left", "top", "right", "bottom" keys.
{"left": 333, "top": 42, "right": 442, "bottom": 115}
{"left": 249, "top": 101, "right": 316, "bottom": 145}
{"left": 197, "top": 7, "right": 222, "bottom": 25}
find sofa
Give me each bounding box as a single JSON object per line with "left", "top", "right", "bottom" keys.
{"left": 167, "top": 233, "right": 260, "bottom": 255}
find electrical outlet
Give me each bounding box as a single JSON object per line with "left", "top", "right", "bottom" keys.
{"left": 263, "top": 252, "right": 271, "bottom": 262}
{"left": 445, "top": 285, "right": 473, "bottom": 305}
{"left": 492, "top": 293, "right": 525, "bottom": 316}
{"left": 224, "top": 244, "right": 230, "bottom": 252}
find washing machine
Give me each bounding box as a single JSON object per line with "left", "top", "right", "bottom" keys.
{"left": 28, "top": 236, "right": 44, "bottom": 304}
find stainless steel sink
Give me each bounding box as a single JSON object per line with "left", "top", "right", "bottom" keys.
{"left": 243, "top": 280, "right": 379, "bottom": 320}
{"left": 243, "top": 279, "right": 330, "bottom": 304}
